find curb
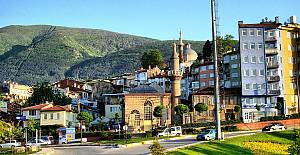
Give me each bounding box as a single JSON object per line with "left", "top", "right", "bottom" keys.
{"left": 118, "top": 135, "right": 195, "bottom": 148}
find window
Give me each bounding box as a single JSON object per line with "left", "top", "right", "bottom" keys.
{"left": 242, "top": 29, "right": 247, "bottom": 36}
{"left": 290, "top": 83, "right": 295, "bottom": 89}
{"left": 208, "top": 65, "right": 214, "bottom": 70}
{"left": 231, "top": 64, "right": 238, "bottom": 68}
{"left": 29, "top": 110, "right": 36, "bottom": 116}
{"left": 50, "top": 113, "right": 54, "bottom": 119}
{"left": 253, "top": 84, "right": 258, "bottom": 90}
{"left": 200, "top": 66, "right": 206, "bottom": 71}
{"left": 44, "top": 114, "right": 47, "bottom": 120}
{"left": 245, "top": 84, "right": 251, "bottom": 90}
{"left": 200, "top": 82, "right": 206, "bottom": 87}
{"left": 209, "top": 80, "right": 214, "bottom": 86}
{"left": 244, "top": 56, "right": 249, "bottom": 63}
{"left": 200, "top": 74, "right": 207, "bottom": 79}
{"left": 144, "top": 102, "right": 152, "bottom": 120}
{"left": 288, "top": 32, "right": 292, "bottom": 38}
{"left": 250, "top": 29, "right": 255, "bottom": 36}
{"left": 245, "top": 98, "right": 250, "bottom": 104}
{"left": 232, "top": 81, "right": 239, "bottom": 86}
{"left": 110, "top": 107, "right": 119, "bottom": 112}
{"left": 209, "top": 73, "right": 214, "bottom": 78}
{"left": 258, "top": 43, "right": 263, "bottom": 49}
{"left": 269, "top": 31, "right": 274, "bottom": 37}
{"left": 257, "top": 29, "right": 262, "bottom": 36}
{"left": 225, "top": 96, "right": 230, "bottom": 104}
{"left": 257, "top": 84, "right": 262, "bottom": 90}
{"left": 244, "top": 69, "right": 250, "bottom": 76}
{"left": 259, "top": 69, "right": 264, "bottom": 76}
{"left": 233, "top": 96, "right": 238, "bottom": 105}
{"left": 251, "top": 69, "right": 257, "bottom": 76}
{"left": 250, "top": 43, "right": 255, "bottom": 49}
{"left": 251, "top": 56, "right": 256, "bottom": 63}
{"left": 253, "top": 98, "right": 258, "bottom": 104}
{"left": 56, "top": 113, "right": 60, "bottom": 120}
{"left": 243, "top": 43, "right": 248, "bottom": 50}
{"left": 231, "top": 72, "right": 239, "bottom": 78}
{"left": 258, "top": 56, "right": 264, "bottom": 63}
{"left": 231, "top": 55, "right": 238, "bottom": 60}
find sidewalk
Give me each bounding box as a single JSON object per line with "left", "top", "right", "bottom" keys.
{"left": 32, "top": 148, "right": 54, "bottom": 155}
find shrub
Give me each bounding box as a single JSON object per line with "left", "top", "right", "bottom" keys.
{"left": 149, "top": 140, "right": 164, "bottom": 155}
{"left": 221, "top": 126, "right": 238, "bottom": 132}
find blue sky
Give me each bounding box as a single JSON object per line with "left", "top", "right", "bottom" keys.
{"left": 0, "top": 0, "right": 299, "bottom": 40}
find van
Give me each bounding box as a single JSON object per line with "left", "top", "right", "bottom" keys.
{"left": 158, "top": 126, "right": 182, "bottom": 137}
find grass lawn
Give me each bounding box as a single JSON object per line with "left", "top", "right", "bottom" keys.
{"left": 168, "top": 130, "right": 295, "bottom": 155}
{"left": 97, "top": 135, "right": 179, "bottom": 145}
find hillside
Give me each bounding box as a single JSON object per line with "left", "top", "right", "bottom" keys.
{"left": 0, "top": 25, "right": 204, "bottom": 85}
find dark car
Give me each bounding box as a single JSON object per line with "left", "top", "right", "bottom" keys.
{"left": 262, "top": 122, "right": 286, "bottom": 132}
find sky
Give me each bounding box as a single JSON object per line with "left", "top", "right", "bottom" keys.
{"left": 0, "top": 0, "right": 299, "bottom": 41}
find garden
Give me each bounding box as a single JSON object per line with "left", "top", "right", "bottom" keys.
{"left": 168, "top": 130, "right": 299, "bottom": 155}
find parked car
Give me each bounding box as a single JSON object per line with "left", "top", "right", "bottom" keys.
{"left": 262, "top": 122, "right": 286, "bottom": 132}
{"left": 158, "top": 126, "right": 182, "bottom": 137}
{"left": 196, "top": 129, "right": 216, "bottom": 141}
{"left": 41, "top": 136, "right": 54, "bottom": 144}
{"left": 0, "top": 140, "right": 21, "bottom": 148}
{"left": 26, "top": 139, "right": 48, "bottom": 147}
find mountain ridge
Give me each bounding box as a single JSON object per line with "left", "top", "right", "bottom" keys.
{"left": 0, "top": 25, "right": 205, "bottom": 85}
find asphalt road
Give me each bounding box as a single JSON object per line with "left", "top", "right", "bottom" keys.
{"left": 52, "top": 130, "right": 261, "bottom": 155}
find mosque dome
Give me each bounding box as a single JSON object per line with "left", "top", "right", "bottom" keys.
{"left": 130, "top": 85, "right": 162, "bottom": 93}
{"left": 185, "top": 43, "right": 198, "bottom": 62}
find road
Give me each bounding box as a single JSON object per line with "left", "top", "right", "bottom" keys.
{"left": 52, "top": 130, "right": 260, "bottom": 155}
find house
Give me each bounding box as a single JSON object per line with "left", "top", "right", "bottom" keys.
{"left": 22, "top": 103, "right": 77, "bottom": 128}
{"left": 40, "top": 105, "right": 77, "bottom": 127}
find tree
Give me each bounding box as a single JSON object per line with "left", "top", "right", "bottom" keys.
{"left": 217, "top": 34, "right": 238, "bottom": 55}
{"left": 202, "top": 40, "right": 212, "bottom": 61}
{"left": 153, "top": 105, "right": 164, "bottom": 118}
{"left": 114, "top": 113, "right": 120, "bottom": 122}
{"left": 0, "top": 120, "right": 13, "bottom": 143}
{"left": 141, "top": 49, "right": 164, "bottom": 69}
{"left": 26, "top": 82, "right": 71, "bottom": 106}
{"left": 77, "top": 112, "right": 93, "bottom": 127}
{"left": 234, "top": 105, "right": 241, "bottom": 113}
{"left": 149, "top": 140, "right": 164, "bottom": 155}
{"left": 255, "top": 104, "right": 261, "bottom": 111}
{"left": 194, "top": 103, "right": 208, "bottom": 113}
{"left": 174, "top": 104, "right": 189, "bottom": 124}
{"left": 275, "top": 102, "right": 282, "bottom": 111}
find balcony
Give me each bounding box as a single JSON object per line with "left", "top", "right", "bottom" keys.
{"left": 267, "top": 76, "right": 280, "bottom": 82}
{"left": 265, "top": 36, "right": 277, "bottom": 42}
{"left": 265, "top": 49, "right": 278, "bottom": 55}
{"left": 267, "top": 62, "right": 279, "bottom": 69}
{"left": 267, "top": 90, "right": 280, "bottom": 96}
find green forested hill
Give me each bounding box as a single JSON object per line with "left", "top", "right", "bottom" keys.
{"left": 0, "top": 25, "right": 204, "bottom": 85}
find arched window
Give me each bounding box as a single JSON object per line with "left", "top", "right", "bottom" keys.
{"left": 144, "top": 101, "right": 152, "bottom": 120}
{"left": 131, "top": 110, "right": 140, "bottom": 126}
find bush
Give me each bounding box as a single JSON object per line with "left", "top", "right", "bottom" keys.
{"left": 149, "top": 140, "right": 164, "bottom": 155}
{"left": 288, "top": 129, "right": 300, "bottom": 155}
{"left": 221, "top": 126, "right": 238, "bottom": 132}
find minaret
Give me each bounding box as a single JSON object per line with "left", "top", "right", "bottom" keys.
{"left": 178, "top": 30, "right": 184, "bottom": 63}
{"left": 170, "top": 42, "right": 182, "bottom": 125}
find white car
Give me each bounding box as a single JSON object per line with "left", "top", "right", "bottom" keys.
{"left": 158, "top": 126, "right": 182, "bottom": 137}
{"left": 0, "top": 140, "right": 21, "bottom": 148}
{"left": 26, "top": 139, "right": 48, "bottom": 147}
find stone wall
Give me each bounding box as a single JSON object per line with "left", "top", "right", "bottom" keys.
{"left": 236, "top": 118, "right": 300, "bottom": 130}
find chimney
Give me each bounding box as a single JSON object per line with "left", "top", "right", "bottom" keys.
{"left": 275, "top": 16, "right": 279, "bottom": 24}
{"left": 238, "top": 21, "right": 243, "bottom": 25}
{"left": 290, "top": 16, "right": 297, "bottom": 24}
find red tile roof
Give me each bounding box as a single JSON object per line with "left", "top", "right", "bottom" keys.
{"left": 41, "top": 105, "right": 72, "bottom": 112}
{"left": 22, "top": 104, "right": 50, "bottom": 111}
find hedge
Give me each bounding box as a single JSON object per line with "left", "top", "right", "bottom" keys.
{"left": 260, "top": 113, "right": 300, "bottom": 122}
{"left": 181, "top": 120, "right": 241, "bottom": 128}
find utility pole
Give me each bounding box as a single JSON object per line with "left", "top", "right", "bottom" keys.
{"left": 211, "top": 0, "right": 222, "bottom": 140}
